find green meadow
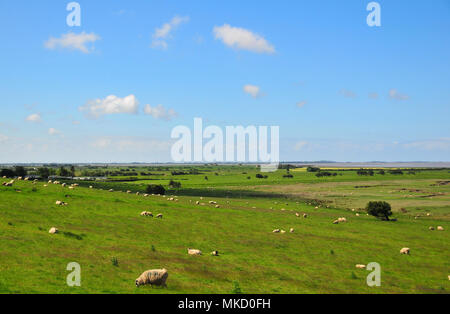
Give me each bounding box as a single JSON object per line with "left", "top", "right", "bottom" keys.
{"left": 0, "top": 166, "right": 449, "bottom": 294}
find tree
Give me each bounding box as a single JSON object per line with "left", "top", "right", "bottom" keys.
{"left": 58, "top": 166, "right": 70, "bottom": 177}
{"left": 366, "top": 201, "right": 393, "bottom": 221}
{"left": 14, "top": 166, "right": 27, "bottom": 177}
{"left": 168, "top": 180, "right": 181, "bottom": 189}
{"left": 38, "top": 167, "right": 50, "bottom": 179}
{"left": 146, "top": 184, "right": 165, "bottom": 195}
{"left": 70, "top": 165, "right": 76, "bottom": 177}
{"left": 0, "top": 168, "right": 15, "bottom": 178}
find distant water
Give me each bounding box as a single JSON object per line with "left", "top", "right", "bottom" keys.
{"left": 293, "top": 162, "right": 450, "bottom": 168}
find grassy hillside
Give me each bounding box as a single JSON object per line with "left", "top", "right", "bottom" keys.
{"left": 0, "top": 172, "right": 449, "bottom": 294}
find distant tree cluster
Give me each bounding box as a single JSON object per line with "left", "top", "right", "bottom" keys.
{"left": 357, "top": 169, "right": 375, "bottom": 176}
{"left": 307, "top": 167, "right": 320, "bottom": 173}
{"left": 168, "top": 180, "right": 182, "bottom": 189}
{"left": 146, "top": 184, "right": 166, "bottom": 195}
{"left": 0, "top": 166, "right": 28, "bottom": 178}
{"left": 315, "top": 171, "right": 337, "bottom": 178}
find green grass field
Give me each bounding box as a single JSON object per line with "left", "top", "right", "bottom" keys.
{"left": 0, "top": 166, "right": 449, "bottom": 294}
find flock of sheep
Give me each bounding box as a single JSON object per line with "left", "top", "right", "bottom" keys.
{"left": 2, "top": 175, "right": 448, "bottom": 288}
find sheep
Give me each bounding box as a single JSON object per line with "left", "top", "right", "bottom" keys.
{"left": 2, "top": 176, "right": 6, "bottom": 178}
{"left": 108, "top": 189, "right": 114, "bottom": 192}
{"left": 211, "top": 251, "right": 219, "bottom": 256}
{"left": 196, "top": 201, "right": 200, "bottom": 205}
{"left": 156, "top": 214, "right": 163, "bottom": 219}
{"left": 89, "top": 186, "right": 93, "bottom": 189}
{"left": 333, "top": 220, "right": 340, "bottom": 224}
{"left": 209, "top": 201, "right": 217, "bottom": 205}
{"left": 135, "top": 269, "right": 168, "bottom": 288}
{"left": 24, "top": 177, "right": 29, "bottom": 181}
{"left": 272, "top": 229, "right": 280, "bottom": 233}
{"left": 280, "top": 230, "right": 286, "bottom": 234}
{"left": 437, "top": 226, "right": 444, "bottom": 231}
{"left": 429, "top": 226, "right": 435, "bottom": 231}
{"left": 55, "top": 200, "right": 67, "bottom": 206}
{"left": 295, "top": 213, "right": 300, "bottom": 217}
{"left": 136, "top": 192, "right": 140, "bottom": 196}
{"left": 400, "top": 248, "right": 410, "bottom": 255}
{"left": 18, "top": 177, "right": 22, "bottom": 180}
{"left": 338, "top": 217, "right": 347, "bottom": 223}
{"left": 188, "top": 248, "right": 202, "bottom": 256}
{"left": 68, "top": 186, "right": 74, "bottom": 190}
{"left": 215, "top": 205, "right": 220, "bottom": 208}
{"left": 290, "top": 228, "right": 294, "bottom": 233}
{"left": 140, "top": 211, "right": 153, "bottom": 217}
{"left": 49, "top": 227, "right": 59, "bottom": 234}
{"left": 355, "top": 264, "right": 366, "bottom": 269}
{"left": 127, "top": 190, "right": 131, "bottom": 194}
{"left": 303, "top": 214, "right": 308, "bottom": 218}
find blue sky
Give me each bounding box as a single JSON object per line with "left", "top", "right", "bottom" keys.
{"left": 0, "top": 0, "right": 449, "bottom": 163}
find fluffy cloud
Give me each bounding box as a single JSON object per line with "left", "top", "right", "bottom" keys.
{"left": 48, "top": 128, "right": 61, "bottom": 136}
{"left": 0, "top": 134, "right": 8, "bottom": 142}
{"left": 45, "top": 32, "right": 100, "bottom": 53}
{"left": 144, "top": 104, "right": 178, "bottom": 121}
{"left": 26, "top": 113, "right": 41, "bottom": 122}
{"left": 243, "top": 85, "right": 262, "bottom": 98}
{"left": 297, "top": 101, "right": 307, "bottom": 108}
{"left": 389, "top": 89, "right": 410, "bottom": 101}
{"left": 403, "top": 138, "right": 450, "bottom": 151}
{"left": 151, "top": 15, "right": 189, "bottom": 49}
{"left": 340, "top": 89, "right": 357, "bottom": 98}
{"left": 213, "top": 24, "right": 275, "bottom": 54}
{"left": 79, "top": 95, "right": 139, "bottom": 118}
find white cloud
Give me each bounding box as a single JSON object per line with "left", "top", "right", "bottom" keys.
{"left": 297, "top": 101, "right": 307, "bottom": 108}
{"left": 243, "top": 85, "right": 262, "bottom": 98}
{"left": 0, "top": 134, "right": 8, "bottom": 142}
{"left": 26, "top": 113, "right": 41, "bottom": 123}
{"left": 403, "top": 139, "right": 450, "bottom": 151}
{"left": 144, "top": 104, "right": 178, "bottom": 121}
{"left": 389, "top": 89, "right": 410, "bottom": 101}
{"left": 151, "top": 15, "right": 189, "bottom": 49}
{"left": 79, "top": 94, "right": 139, "bottom": 118}
{"left": 213, "top": 24, "right": 275, "bottom": 54}
{"left": 45, "top": 32, "right": 101, "bottom": 53}
{"left": 48, "top": 128, "right": 61, "bottom": 136}
{"left": 294, "top": 141, "right": 309, "bottom": 151}
{"left": 340, "top": 89, "right": 356, "bottom": 98}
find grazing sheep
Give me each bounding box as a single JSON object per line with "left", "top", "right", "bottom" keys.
{"left": 156, "top": 214, "right": 163, "bottom": 219}
{"left": 188, "top": 248, "right": 202, "bottom": 256}
{"left": 89, "top": 186, "right": 93, "bottom": 189}
{"left": 355, "top": 264, "right": 366, "bottom": 269}
{"left": 140, "top": 211, "right": 153, "bottom": 217}
{"left": 295, "top": 213, "right": 300, "bottom": 217}
{"left": 437, "top": 226, "right": 444, "bottom": 231}
{"left": 2, "top": 176, "right": 6, "bottom": 178}
{"left": 196, "top": 201, "right": 200, "bottom": 205}
{"left": 280, "top": 230, "right": 286, "bottom": 234}
{"left": 135, "top": 269, "right": 168, "bottom": 287}
{"left": 209, "top": 201, "right": 217, "bottom": 205}
{"left": 215, "top": 205, "right": 220, "bottom": 208}
{"left": 400, "top": 248, "right": 410, "bottom": 255}
{"left": 303, "top": 214, "right": 308, "bottom": 218}
{"left": 211, "top": 251, "right": 219, "bottom": 256}
{"left": 24, "top": 177, "right": 29, "bottom": 181}
{"left": 49, "top": 227, "right": 59, "bottom": 234}
{"left": 68, "top": 186, "right": 74, "bottom": 190}
{"left": 144, "top": 194, "right": 149, "bottom": 197}
{"left": 333, "top": 220, "right": 340, "bottom": 224}
{"left": 108, "top": 189, "right": 114, "bottom": 192}
{"left": 356, "top": 213, "right": 360, "bottom": 217}
{"left": 55, "top": 200, "right": 67, "bottom": 206}
{"left": 272, "top": 229, "right": 280, "bottom": 233}
{"left": 127, "top": 190, "right": 131, "bottom": 194}
{"left": 18, "top": 177, "right": 22, "bottom": 180}
{"left": 290, "top": 228, "right": 294, "bottom": 233}
{"left": 338, "top": 217, "right": 347, "bottom": 223}
{"left": 429, "top": 226, "right": 435, "bottom": 231}
{"left": 136, "top": 192, "right": 140, "bottom": 196}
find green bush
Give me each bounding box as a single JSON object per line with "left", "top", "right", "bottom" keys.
{"left": 146, "top": 184, "right": 166, "bottom": 195}
{"left": 366, "top": 201, "right": 392, "bottom": 221}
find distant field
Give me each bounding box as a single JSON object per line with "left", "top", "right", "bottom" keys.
{"left": 0, "top": 166, "right": 449, "bottom": 294}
